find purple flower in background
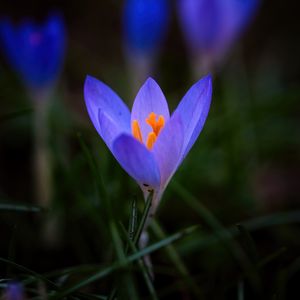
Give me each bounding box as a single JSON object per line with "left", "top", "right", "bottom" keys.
{"left": 123, "top": 0, "right": 170, "bottom": 56}
{"left": 84, "top": 75, "right": 212, "bottom": 211}
{"left": 177, "top": 0, "right": 259, "bottom": 71}
{"left": 4, "top": 282, "right": 24, "bottom": 300}
{"left": 0, "top": 13, "right": 66, "bottom": 93}
{"left": 123, "top": 0, "right": 170, "bottom": 88}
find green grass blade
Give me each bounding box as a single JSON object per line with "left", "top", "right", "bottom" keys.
{"left": 236, "top": 224, "right": 259, "bottom": 263}
{"left": 128, "top": 196, "right": 138, "bottom": 242}
{"left": 119, "top": 223, "right": 158, "bottom": 300}
{"left": 257, "top": 247, "right": 286, "bottom": 268}
{"left": 150, "top": 220, "right": 203, "bottom": 298}
{"left": 0, "top": 203, "right": 42, "bottom": 213}
{"left": 179, "top": 210, "right": 300, "bottom": 254}
{"left": 49, "top": 225, "right": 198, "bottom": 299}
{"left": 0, "top": 257, "right": 58, "bottom": 289}
{"left": 132, "top": 191, "right": 153, "bottom": 245}
{"left": 77, "top": 132, "right": 107, "bottom": 200}
{"left": 237, "top": 280, "right": 244, "bottom": 300}
{"left": 172, "top": 181, "right": 261, "bottom": 290}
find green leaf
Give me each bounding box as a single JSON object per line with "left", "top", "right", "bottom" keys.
{"left": 0, "top": 202, "right": 42, "bottom": 213}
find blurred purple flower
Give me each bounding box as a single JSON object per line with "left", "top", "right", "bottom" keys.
{"left": 0, "top": 13, "right": 66, "bottom": 92}
{"left": 84, "top": 75, "right": 212, "bottom": 210}
{"left": 4, "top": 282, "right": 24, "bottom": 300}
{"left": 177, "top": 0, "right": 259, "bottom": 69}
{"left": 123, "top": 0, "right": 170, "bottom": 56}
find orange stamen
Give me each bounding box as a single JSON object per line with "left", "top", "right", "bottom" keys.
{"left": 132, "top": 120, "right": 143, "bottom": 143}
{"left": 131, "top": 112, "right": 165, "bottom": 150}
{"left": 146, "top": 112, "right": 165, "bottom": 136}
{"left": 146, "top": 132, "right": 157, "bottom": 150}
{"left": 156, "top": 115, "right": 165, "bottom": 136}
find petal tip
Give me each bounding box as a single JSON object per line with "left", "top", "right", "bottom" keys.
{"left": 84, "top": 75, "right": 101, "bottom": 98}
{"left": 200, "top": 73, "right": 213, "bottom": 85}
{"left": 193, "top": 74, "right": 213, "bottom": 95}
{"left": 85, "top": 74, "right": 96, "bottom": 85}
{"left": 143, "top": 76, "right": 159, "bottom": 88}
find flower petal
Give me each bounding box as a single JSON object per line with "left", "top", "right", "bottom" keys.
{"left": 84, "top": 76, "right": 131, "bottom": 136}
{"left": 177, "top": 0, "right": 220, "bottom": 53}
{"left": 36, "top": 13, "right": 65, "bottom": 87}
{"left": 216, "top": 0, "right": 259, "bottom": 56}
{"left": 123, "top": 0, "right": 170, "bottom": 55}
{"left": 112, "top": 134, "right": 161, "bottom": 188}
{"left": 153, "top": 113, "right": 184, "bottom": 188}
{"left": 131, "top": 77, "right": 170, "bottom": 142}
{"left": 173, "top": 75, "right": 212, "bottom": 158}
{"left": 98, "top": 110, "right": 125, "bottom": 151}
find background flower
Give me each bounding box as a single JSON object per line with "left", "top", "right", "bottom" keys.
{"left": 123, "top": 0, "right": 169, "bottom": 56}
{"left": 123, "top": 0, "right": 170, "bottom": 90}
{"left": 4, "top": 282, "right": 25, "bottom": 300}
{"left": 177, "top": 0, "right": 259, "bottom": 73}
{"left": 0, "top": 12, "right": 66, "bottom": 93}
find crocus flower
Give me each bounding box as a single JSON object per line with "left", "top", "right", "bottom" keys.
{"left": 84, "top": 75, "right": 212, "bottom": 211}
{"left": 0, "top": 13, "right": 66, "bottom": 94}
{"left": 123, "top": 0, "right": 170, "bottom": 89}
{"left": 177, "top": 0, "right": 259, "bottom": 71}
{"left": 4, "top": 282, "right": 24, "bottom": 300}
{"left": 123, "top": 0, "right": 170, "bottom": 56}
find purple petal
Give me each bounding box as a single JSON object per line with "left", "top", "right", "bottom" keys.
{"left": 98, "top": 110, "right": 124, "bottom": 151}
{"left": 217, "top": 0, "right": 259, "bottom": 53}
{"left": 173, "top": 75, "right": 212, "bottom": 158}
{"left": 112, "top": 134, "right": 161, "bottom": 188}
{"left": 5, "top": 282, "right": 24, "bottom": 300}
{"left": 177, "top": 0, "right": 220, "bottom": 53}
{"left": 123, "top": 0, "right": 170, "bottom": 55}
{"left": 131, "top": 77, "right": 170, "bottom": 142}
{"left": 177, "top": 0, "right": 259, "bottom": 58}
{"left": 153, "top": 113, "right": 184, "bottom": 188}
{"left": 84, "top": 76, "right": 131, "bottom": 135}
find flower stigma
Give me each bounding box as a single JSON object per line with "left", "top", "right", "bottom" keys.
{"left": 132, "top": 112, "right": 165, "bottom": 150}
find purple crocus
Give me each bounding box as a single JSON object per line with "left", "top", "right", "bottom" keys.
{"left": 123, "top": 0, "right": 170, "bottom": 88}
{"left": 4, "top": 282, "right": 24, "bottom": 300}
{"left": 84, "top": 75, "right": 212, "bottom": 211}
{"left": 0, "top": 12, "right": 65, "bottom": 95}
{"left": 177, "top": 0, "right": 259, "bottom": 71}
{"left": 123, "top": 0, "right": 169, "bottom": 57}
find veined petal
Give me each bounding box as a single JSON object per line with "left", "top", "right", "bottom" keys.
{"left": 112, "top": 134, "right": 161, "bottom": 189}
{"left": 173, "top": 75, "right": 212, "bottom": 158}
{"left": 84, "top": 76, "right": 131, "bottom": 136}
{"left": 153, "top": 113, "right": 184, "bottom": 188}
{"left": 131, "top": 77, "right": 170, "bottom": 142}
{"left": 98, "top": 110, "right": 125, "bottom": 151}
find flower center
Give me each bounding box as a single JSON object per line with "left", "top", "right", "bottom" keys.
{"left": 132, "top": 112, "right": 165, "bottom": 150}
